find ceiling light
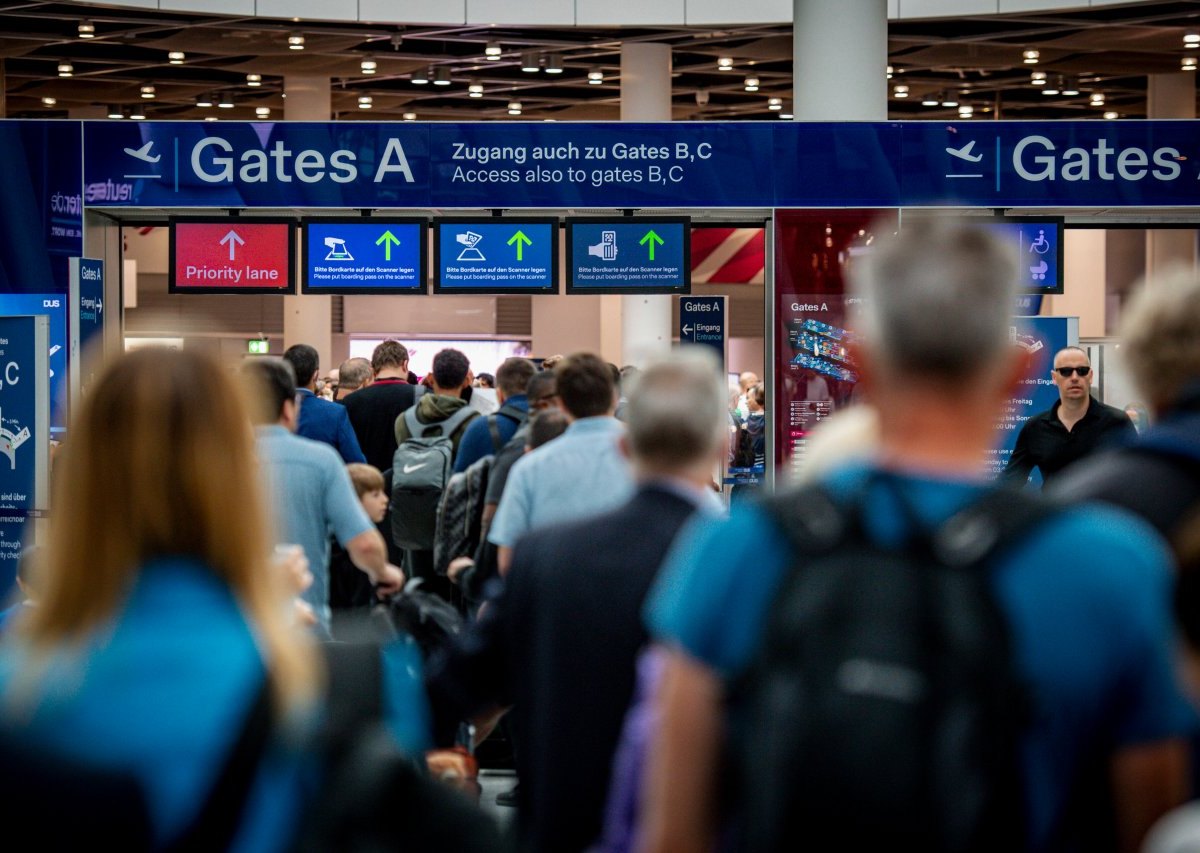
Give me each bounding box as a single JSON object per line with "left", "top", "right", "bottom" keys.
{"left": 921, "top": 92, "right": 939, "bottom": 106}
{"left": 204, "top": 116, "right": 219, "bottom": 122}
{"left": 768, "top": 97, "right": 782, "bottom": 110}
{"left": 958, "top": 105, "right": 974, "bottom": 117}
{"left": 717, "top": 56, "right": 733, "bottom": 70}
{"left": 140, "top": 85, "right": 156, "bottom": 99}
{"left": 941, "top": 97, "right": 958, "bottom": 107}
{"left": 1042, "top": 83, "right": 1060, "bottom": 96}
{"left": 886, "top": 65, "right": 893, "bottom": 79}
{"left": 744, "top": 75, "right": 759, "bottom": 92}
{"left": 130, "top": 108, "right": 146, "bottom": 120}
{"left": 411, "top": 68, "right": 428, "bottom": 84}
{"left": 468, "top": 81, "right": 484, "bottom": 97}
{"left": 545, "top": 55, "right": 564, "bottom": 74}
{"left": 358, "top": 95, "right": 373, "bottom": 109}
{"left": 433, "top": 66, "right": 452, "bottom": 85}
{"left": 588, "top": 68, "right": 603, "bottom": 84}
{"left": 1186, "top": 32, "right": 1200, "bottom": 47}
{"left": 361, "top": 57, "right": 377, "bottom": 74}
{"left": 1062, "top": 79, "right": 1080, "bottom": 95}
{"left": 196, "top": 96, "right": 213, "bottom": 108}
{"left": 288, "top": 32, "right": 305, "bottom": 50}
{"left": 1090, "top": 92, "right": 1106, "bottom": 106}
{"left": 508, "top": 100, "right": 522, "bottom": 115}
{"left": 521, "top": 51, "right": 540, "bottom": 72}
{"left": 1023, "top": 49, "right": 1039, "bottom": 64}
{"left": 893, "top": 84, "right": 909, "bottom": 98}
{"left": 779, "top": 107, "right": 793, "bottom": 119}
{"left": 403, "top": 111, "right": 417, "bottom": 121}
{"left": 246, "top": 74, "right": 262, "bottom": 88}
{"left": 1031, "top": 71, "right": 1047, "bottom": 85}
{"left": 1185, "top": 56, "right": 1199, "bottom": 71}
{"left": 218, "top": 95, "right": 235, "bottom": 108}
{"left": 255, "top": 106, "right": 271, "bottom": 118}
{"left": 78, "top": 19, "right": 95, "bottom": 39}
{"left": 41, "top": 97, "right": 56, "bottom": 106}
{"left": 57, "top": 62, "right": 73, "bottom": 77}
{"left": 107, "top": 105, "right": 122, "bottom": 118}
{"left": 168, "top": 51, "right": 185, "bottom": 65}
{"left": 485, "top": 40, "right": 502, "bottom": 59}
{"left": 1104, "top": 111, "right": 1119, "bottom": 120}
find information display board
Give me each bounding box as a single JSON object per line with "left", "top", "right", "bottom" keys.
{"left": 566, "top": 218, "right": 689, "bottom": 294}
{"left": 0, "top": 294, "right": 67, "bottom": 436}
{"left": 302, "top": 218, "right": 426, "bottom": 294}
{"left": 433, "top": 218, "right": 557, "bottom": 294}
{"left": 169, "top": 218, "right": 295, "bottom": 294}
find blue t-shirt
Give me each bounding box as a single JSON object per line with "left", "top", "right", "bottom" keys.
{"left": 0, "top": 558, "right": 429, "bottom": 850}
{"left": 646, "top": 463, "right": 1194, "bottom": 849}
{"left": 453, "top": 395, "right": 529, "bottom": 473}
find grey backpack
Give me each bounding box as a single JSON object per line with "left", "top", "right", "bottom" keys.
{"left": 390, "top": 405, "right": 477, "bottom": 551}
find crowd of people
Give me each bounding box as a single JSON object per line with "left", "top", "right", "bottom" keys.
{"left": 2, "top": 218, "right": 1200, "bottom": 852}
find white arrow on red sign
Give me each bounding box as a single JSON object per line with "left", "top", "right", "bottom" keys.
{"left": 219, "top": 230, "right": 245, "bottom": 261}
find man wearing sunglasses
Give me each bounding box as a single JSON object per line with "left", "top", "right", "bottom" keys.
{"left": 1003, "top": 346, "right": 1136, "bottom": 487}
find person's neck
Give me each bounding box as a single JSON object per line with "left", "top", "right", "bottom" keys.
{"left": 636, "top": 463, "right": 713, "bottom": 495}
{"left": 1059, "top": 394, "right": 1091, "bottom": 419}
{"left": 873, "top": 382, "right": 998, "bottom": 477}
{"left": 375, "top": 368, "right": 406, "bottom": 380}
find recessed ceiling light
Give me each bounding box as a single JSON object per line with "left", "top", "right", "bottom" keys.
{"left": 521, "top": 51, "right": 540, "bottom": 73}
{"left": 1023, "top": 49, "right": 1039, "bottom": 64}
{"left": 204, "top": 116, "right": 219, "bottom": 122}
{"left": 717, "top": 56, "right": 733, "bottom": 70}
{"left": 1042, "top": 84, "right": 1060, "bottom": 96}
{"left": 433, "top": 66, "right": 452, "bottom": 85}
{"left": 922, "top": 93, "right": 939, "bottom": 106}
{"left": 779, "top": 109, "right": 793, "bottom": 120}
{"left": 140, "top": 85, "right": 156, "bottom": 99}
{"left": 196, "top": 96, "right": 213, "bottom": 108}
{"left": 288, "top": 32, "right": 305, "bottom": 50}
{"left": 545, "top": 55, "right": 564, "bottom": 74}
{"left": 57, "top": 62, "right": 73, "bottom": 77}
{"left": 402, "top": 112, "right": 417, "bottom": 121}
{"left": 255, "top": 106, "right": 271, "bottom": 118}
{"left": 468, "top": 81, "right": 484, "bottom": 97}
{"left": 1185, "top": 32, "right": 1200, "bottom": 47}
{"left": 508, "top": 100, "right": 522, "bottom": 115}
{"left": 744, "top": 75, "right": 759, "bottom": 92}
{"left": 168, "top": 51, "right": 185, "bottom": 64}
{"left": 485, "top": 41, "right": 502, "bottom": 59}
{"left": 361, "top": 57, "right": 377, "bottom": 74}
{"left": 1104, "top": 111, "right": 1119, "bottom": 120}
{"left": 1062, "top": 78, "right": 1080, "bottom": 95}
{"left": 941, "top": 96, "right": 958, "bottom": 107}
{"left": 893, "top": 84, "right": 909, "bottom": 98}
{"left": 130, "top": 109, "right": 146, "bottom": 120}
{"left": 107, "top": 105, "right": 122, "bottom": 119}
{"left": 246, "top": 73, "right": 262, "bottom": 87}
{"left": 358, "top": 95, "right": 373, "bottom": 109}
{"left": 1184, "top": 56, "right": 1198, "bottom": 71}
{"left": 78, "top": 20, "right": 95, "bottom": 39}
{"left": 885, "top": 65, "right": 893, "bottom": 79}
{"left": 1031, "top": 71, "right": 1047, "bottom": 85}
{"left": 1090, "top": 92, "right": 1106, "bottom": 106}
{"left": 588, "top": 68, "right": 603, "bottom": 84}
{"left": 218, "top": 95, "right": 235, "bottom": 108}
{"left": 768, "top": 97, "right": 782, "bottom": 110}
{"left": 411, "top": 68, "right": 429, "bottom": 84}
{"left": 41, "top": 96, "right": 57, "bottom": 106}
{"left": 958, "top": 105, "right": 974, "bottom": 116}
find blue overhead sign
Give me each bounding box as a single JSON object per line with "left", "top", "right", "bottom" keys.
{"left": 302, "top": 219, "right": 426, "bottom": 293}
{"left": 679, "top": 296, "right": 725, "bottom": 371}
{"left": 73, "top": 119, "right": 1200, "bottom": 209}
{"left": 0, "top": 294, "right": 66, "bottom": 436}
{"left": 567, "top": 218, "right": 689, "bottom": 294}
{"left": 433, "top": 219, "right": 557, "bottom": 294}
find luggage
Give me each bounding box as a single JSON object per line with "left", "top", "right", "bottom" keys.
{"left": 390, "top": 406, "right": 477, "bottom": 551}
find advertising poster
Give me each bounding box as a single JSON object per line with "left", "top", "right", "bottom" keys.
{"left": 990, "top": 316, "right": 1075, "bottom": 483}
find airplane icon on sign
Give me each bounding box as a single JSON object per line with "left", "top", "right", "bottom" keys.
{"left": 945, "top": 140, "right": 983, "bottom": 163}
{"left": 123, "top": 141, "right": 161, "bottom": 163}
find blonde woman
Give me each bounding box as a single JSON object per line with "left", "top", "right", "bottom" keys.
{"left": 0, "top": 348, "right": 428, "bottom": 849}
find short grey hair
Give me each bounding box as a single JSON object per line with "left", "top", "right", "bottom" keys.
{"left": 624, "top": 348, "right": 728, "bottom": 470}
{"left": 1120, "top": 267, "right": 1200, "bottom": 412}
{"left": 337, "top": 357, "right": 373, "bottom": 390}
{"left": 851, "top": 219, "right": 1020, "bottom": 382}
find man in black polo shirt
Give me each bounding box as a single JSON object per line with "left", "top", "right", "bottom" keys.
{"left": 1002, "top": 345, "right": 1135, "bottom": 487}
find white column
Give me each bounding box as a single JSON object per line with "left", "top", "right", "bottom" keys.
{"left": 282, "top": 76, "right": 332, "bottom": 370}
{"left": 1146, "top": 74, "right": 1197, "bottom": 280}
{"left": 619, "top": 43, "right": 673, "bottom": 367}
{"left": 793, "top": 0, "right": 887, "bottom": 121}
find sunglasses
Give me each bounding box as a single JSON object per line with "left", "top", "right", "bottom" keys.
{"left": 1054, "top": 366, "right": 1091, "bottom": 378}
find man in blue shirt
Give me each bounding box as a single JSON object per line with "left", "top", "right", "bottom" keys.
{"left": 453, "top": 357, "right": 535, "bottom": 473}
{"left": 244, "top": 358, "right": 403, "bottom": 634}
{"left": 283, "top": 344, "right": 366, "bottom": 464}
{"left": 489, "top": 353, "right": 634, "bottom": 575}
{"left": 638, "top": 221, "right": 1194, "bottom": 853}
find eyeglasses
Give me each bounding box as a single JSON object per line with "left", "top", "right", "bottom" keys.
{"left": 1054, "top": 366, "right": 1091, "bottom": 377}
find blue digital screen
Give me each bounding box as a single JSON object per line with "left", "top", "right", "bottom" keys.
{"left": 567, "top": 219, "right": 689, "bottom": 294}
{"left": 0, "top": 294, "right": 66, "bottom": 435}
{"left": 303, "top": 219, "right": 425, "bottom": 293}
{"left": 983, "top": 219, "right": 1063, "bottom": 294}
{"left": 434, "top": 220, "right": 557, "bottom": 293}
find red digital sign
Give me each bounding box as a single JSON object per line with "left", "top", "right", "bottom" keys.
{"left": 170, "top": 218, "right": 295, "bottom": 294}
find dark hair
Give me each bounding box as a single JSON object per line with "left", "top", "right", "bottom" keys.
{"left": 528, "top": 408, "right": 570, "bottom": 450}
{"left": 496, "top": 358, "right": 536, "bottom": 397}
{"left": 241, "top": 357, "right": 296, "bottom": 424}
{"left": 555, "top": 353, "right": 615, "bottom": 419}
{"left": 432, "top": 348, "right": 470, "bottom": 390}
{"left": 751, "top": 382, "right": 766, "bottom": 406}
{"left": 372, "top": 340, "right": 409, "bottom": 371}
{"left": 526, "top": 371, "right": 557, "bottom": 406}
{"left": 608, "top": 362, "right": 622, "bottom": 388}
{"left": 476, "top": 372, "right": 495, "bottom": 389}
{"left": 282, "top": 344, "right": 319, "bottom": 388}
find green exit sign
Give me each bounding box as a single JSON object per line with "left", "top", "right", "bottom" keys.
{"left": 248, "top": 339, "right": 269, "bottom": 355}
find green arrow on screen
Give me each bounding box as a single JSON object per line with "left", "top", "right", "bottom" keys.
{"left": 639, "top": 229, "right": 665, "bottom": 261}
{"left": 507, "top": 230, "right": 532, "bottom": 262}
{"left": 375, "top": 230, "right": 401, "bottom": 261}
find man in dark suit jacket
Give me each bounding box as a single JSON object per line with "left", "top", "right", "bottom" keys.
{"left": 426, "top": 349, "right": 727, "bottom": 853}
{"left": 282, "top": 343, "right": 365, "bottom": 464}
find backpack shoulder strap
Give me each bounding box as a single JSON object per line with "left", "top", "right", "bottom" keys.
{"left": 440, "top": 405, "right": 478, "bottom": 438}
{"left": 760, "top": 483, "right": 857, "bottom": 557}
{"left": 931, "top": 486, "right": 1056, "bottom": 569}
{"left": 402, "top": 405, "right": 425, "bottom": 439}
{"left": 486, "top": 414, "right": 504, "bottom": 454}
{"left": 496, "top": 403, "right": 528, "bottom": 425}
{"left": 413, "top": 384, "right": 427, "bottom": 403}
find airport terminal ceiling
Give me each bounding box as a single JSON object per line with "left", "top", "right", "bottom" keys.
{"left": 5, "top": 1, "right": 1200, "bottom": 122}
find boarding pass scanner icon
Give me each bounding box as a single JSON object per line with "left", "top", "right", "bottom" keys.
{"left": 588, "top": 231, "right": 618, "bottom": 261}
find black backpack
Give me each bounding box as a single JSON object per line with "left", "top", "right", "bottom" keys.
{"left": 734, "top": 477, "right": 1043, "bottom": 853}
{"left": 432, "top": 404, "right": 528, "bottom": 577}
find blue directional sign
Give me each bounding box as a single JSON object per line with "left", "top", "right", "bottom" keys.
{"left": 71, "top": 258, "right": 105, "bottom": 350}
{"left": 302, "top": 219, "right": 426, "bottom": 294}
{"left": 0, "top": 294, "right": 66, "bottom": 436}
{"left": 567, "top": 218, "right": 689, "bottom": 294}
{"left": 433, "top": 219, "right": 557, "bottom": 294}
{"left": 679, "top": 295, "right": 725, "bottom": 371}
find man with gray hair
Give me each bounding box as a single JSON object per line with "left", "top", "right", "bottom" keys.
{"left": 639, "top": 220, "right": 1191, "bottom": 853}
{"left": 426, "top": 349, "right": 727, "bottom": 853}
{"left": 334, "top": 357, "right": 373, "bottom": 402}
